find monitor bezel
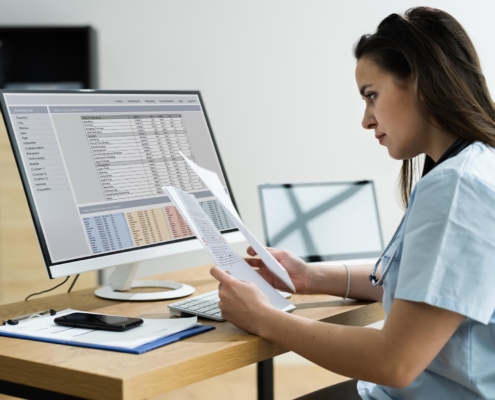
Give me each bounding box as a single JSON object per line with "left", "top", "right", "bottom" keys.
{"left": 0, "top": 89, "right": 240, "bottom": 278}
{"left": 258, "top": 180, "right": 384, "bottom": 262}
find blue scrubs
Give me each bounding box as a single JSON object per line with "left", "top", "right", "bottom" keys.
{"left": 358, "top": 142, "right": 495, "bottom": 399}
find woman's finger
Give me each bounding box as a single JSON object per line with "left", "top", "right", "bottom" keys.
{"left": 246, "top": 246, "right": 257, "bottom": 256}
{"left": 244, "top": 257, "right": 265, "bottom": 268}
{"left": 210, "top": 265, "right": 235, "bottom": 284}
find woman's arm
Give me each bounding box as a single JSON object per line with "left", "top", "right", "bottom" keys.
{"left": 212, "top": 266, "right": 465, "bottom": 388}
{"left": 308, "top": 263, "right": 383, "bottom": 302}
{"left": 245, "top": 247, "right": 383, "bottom": 302}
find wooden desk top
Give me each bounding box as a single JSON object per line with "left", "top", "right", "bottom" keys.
{"left": 0, "top": 265, "right": 384, "bottom": 400}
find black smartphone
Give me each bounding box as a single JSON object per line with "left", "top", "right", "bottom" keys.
{"left": 54, "top": 312, "right": 143, "bottom": 332}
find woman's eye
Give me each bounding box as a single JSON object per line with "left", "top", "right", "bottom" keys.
{"left": 365, "top": 92, "right": 376, "bottom": 102}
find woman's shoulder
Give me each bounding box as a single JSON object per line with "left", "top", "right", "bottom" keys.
{"left": 420, "top": 142, "right": 495, "bottom": 192}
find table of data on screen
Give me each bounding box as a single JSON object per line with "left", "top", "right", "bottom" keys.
{"left": 82, "top": 114, "right": 205, "bottom": 201}
{"left": 82, "top": 199, "right": 235, "bottom": 254}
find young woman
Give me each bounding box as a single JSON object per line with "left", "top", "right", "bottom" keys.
{"left": 211, "top": 7, "right": 495, "bottom": 399}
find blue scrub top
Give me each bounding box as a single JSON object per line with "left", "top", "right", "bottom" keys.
{"left": 358, "top": 142, "right": 495, "bottom": 399}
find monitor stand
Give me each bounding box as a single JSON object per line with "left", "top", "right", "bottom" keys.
{"left": 94, "top": 262, "right": 195, "bottom": 301}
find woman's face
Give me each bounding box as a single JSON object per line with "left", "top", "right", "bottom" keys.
{"left": 355, "top": 57, "right": 432, "bottom": 160}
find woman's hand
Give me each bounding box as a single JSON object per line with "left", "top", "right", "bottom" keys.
{"left": 244, "top": 246, "right": 312, "bottom": 293}
{"left": 210, "top": 265, "right": 274, "bottom": 335}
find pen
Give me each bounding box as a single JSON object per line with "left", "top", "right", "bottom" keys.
{"left": 2, "top": 309, "right": 57, "bottom": 326}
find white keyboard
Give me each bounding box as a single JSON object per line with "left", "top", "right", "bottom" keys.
{"left": 168, "top": 290, "right": 292, "bottom": 322}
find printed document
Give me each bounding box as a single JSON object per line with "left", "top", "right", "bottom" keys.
{"left": 164, "top": 186, "right": 294, "bottom": 311}
{"left": 178, "top": 152, "right": 296, "bottom": 292}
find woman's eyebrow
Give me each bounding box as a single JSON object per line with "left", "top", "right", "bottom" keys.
{"left": 360, "top": 84, "right": 373, "bottom": 96}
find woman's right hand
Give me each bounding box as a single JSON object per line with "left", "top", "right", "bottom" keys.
{"left": 244, "top": 246, "right": 312, "bottom": 293}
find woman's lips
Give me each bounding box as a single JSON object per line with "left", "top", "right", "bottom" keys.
{"left": 376, "top": 133, "right": 385, "bottom": 143}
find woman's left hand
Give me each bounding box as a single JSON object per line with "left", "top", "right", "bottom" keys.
{"left": 210, "top": 265, "right": 273, "bottom": 335}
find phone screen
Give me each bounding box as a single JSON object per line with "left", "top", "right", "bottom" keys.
{"left": 54, "top": 312, "right": 143, "bottom": 331}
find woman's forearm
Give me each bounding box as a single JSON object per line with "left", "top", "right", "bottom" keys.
{"left": 307, "top": 263, "right": 383, "bottom": 302}
{"left": 256, "top": 299, "right": 465, "bottom": 388}
{"left": 258, "top": 307, "right": 395, "bottom": 385}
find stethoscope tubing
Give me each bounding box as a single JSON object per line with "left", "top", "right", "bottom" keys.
{"left": 369, "top": 215, "right": 406, "bottom": 287}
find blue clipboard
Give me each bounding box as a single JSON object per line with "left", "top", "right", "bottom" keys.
{"left": 0, "top": 325, "right": 215, "bottom": 354}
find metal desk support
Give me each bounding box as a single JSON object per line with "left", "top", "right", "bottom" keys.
{"left": 257, "top": 358, "right": 274, "bottom": 400}
{"left": 0, "top": 379, "right": 85, "bottom": 399}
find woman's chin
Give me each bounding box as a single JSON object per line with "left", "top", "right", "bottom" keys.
{"left": 386, "top": 145, "right": 412, "bottom": 161}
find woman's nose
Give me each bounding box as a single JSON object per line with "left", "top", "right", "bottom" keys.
{"left": 362, "top": 111, "right": 377, "bottom": 130}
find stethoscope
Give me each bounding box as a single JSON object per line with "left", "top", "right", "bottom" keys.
{"left": 369, "top": 215, "right": 406, "bottom": 287}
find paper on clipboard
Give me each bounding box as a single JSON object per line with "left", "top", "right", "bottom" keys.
{"left": 179, "top": 152, "right": 296, "bottom": 292}
{"left": 164, "top": 186, "right": 294, "bottom": 311}
{"left": 0, "top": 309, "right": 202, "bottom": 350}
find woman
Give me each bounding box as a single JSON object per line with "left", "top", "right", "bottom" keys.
{"left": 211, "top": 7, "right": 495, "bottom": 399}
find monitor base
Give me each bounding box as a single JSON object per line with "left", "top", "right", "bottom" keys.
{"left": 94, "top": 280, "right": 195, "bottom": 301}
{"left": 94, "top": 262, "right": 195, "bottom": 301}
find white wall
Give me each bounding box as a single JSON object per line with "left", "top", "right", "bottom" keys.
{"left": 2, "top": 0, "right": 495, "bottom": 275}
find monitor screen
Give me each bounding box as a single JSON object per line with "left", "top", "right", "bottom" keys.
{"left": 259, "top": 181, "right": 384, "bottom": 262}
{"left": 0, "top": 91, "right": 237, "bottom": 277}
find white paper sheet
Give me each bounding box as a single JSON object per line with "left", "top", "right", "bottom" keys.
{"left": 165, "top": 186, "right": 295, "bottom": 311}
{"left": 0, "top": 309, "right": 199, "bottom": 349}
{"left": 179, "top": 152, "right": 296, "bottom": 292}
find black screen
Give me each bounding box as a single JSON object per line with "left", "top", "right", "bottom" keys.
{"left": 0, "top": 27, "right": 97, "bottom": 89}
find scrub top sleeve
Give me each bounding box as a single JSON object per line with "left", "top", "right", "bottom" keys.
{"left": 395, "top": 169, "right": 495, "bottom": 324}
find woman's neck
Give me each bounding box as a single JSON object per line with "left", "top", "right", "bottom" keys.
{"left": 426, "top": 132, "right": 458, "bottom": 162}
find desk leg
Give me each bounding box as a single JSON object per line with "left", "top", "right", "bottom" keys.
{"left": 0, "top": 379, "right": 85, "bottom": 399}
{"left": 257, "top": 358, "right": 274, "bottom": 400}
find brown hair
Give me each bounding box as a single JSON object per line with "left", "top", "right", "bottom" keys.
{"left": 354, "top": 7, "right": 495, "bottom": 208}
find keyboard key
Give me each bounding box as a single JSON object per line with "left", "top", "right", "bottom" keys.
{"left": 187, "top": 305, "right": 203, "bottom": 311}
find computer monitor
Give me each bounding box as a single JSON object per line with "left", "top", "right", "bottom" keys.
{"left": 258, "top": 181, "right": 384, "bottom": 263}
{"left": 0, "top": 90, "right": 243, "bottom": 300}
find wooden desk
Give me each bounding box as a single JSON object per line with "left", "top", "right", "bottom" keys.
{"left": 0, "top": 265, "right": 384, "bottom": 400}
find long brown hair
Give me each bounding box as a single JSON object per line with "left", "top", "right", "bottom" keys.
{"left": 354, "top": 7, "right": 495, "bottom": 208}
